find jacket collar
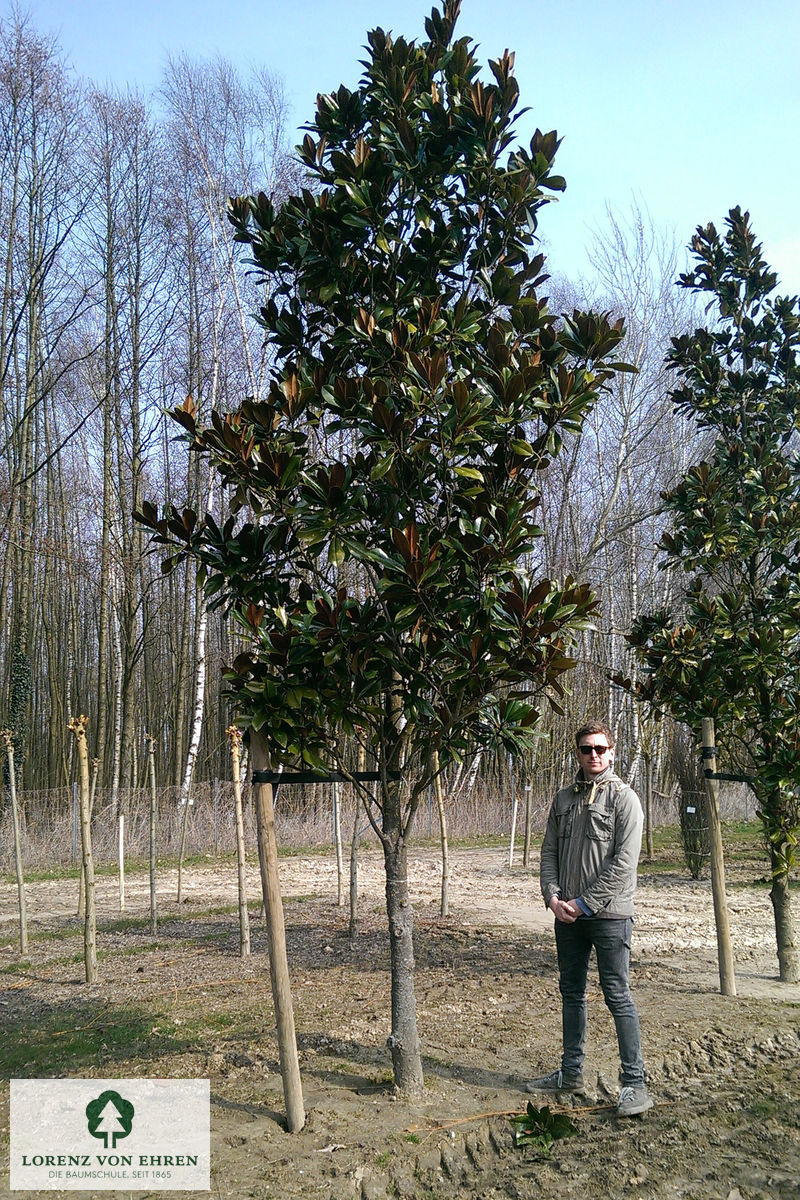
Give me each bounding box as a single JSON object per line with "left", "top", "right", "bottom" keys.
{"left": 574, "top": 764, "right": 616, "bottom": 788}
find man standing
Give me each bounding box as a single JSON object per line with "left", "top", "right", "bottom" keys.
{"left": 529, "top": 719, "right": 653, "bottom": 1117}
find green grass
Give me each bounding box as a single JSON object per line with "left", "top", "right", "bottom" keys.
{"left": 203, "top": 1012, "right": 237, "bottom": 1032}
{"left": 0, "top": 958, "right": 32, "bottom": 974}
{"left": 637, "top": 820, "right": 771, "bottom": 884}
{"left": 412, "top": 833, "right": 508, "bottom": 851}
{"left": 99, "top": 914, "right": 153, "bottom": 933}
{"left": 11, "top": 924, "right": 81, "bottom": 945}
{"left": 0, "top": 1003, "right": 200, "bottom": 1076}
{"left": 181, "top": 1007, "right": 262, "bottom": 1044}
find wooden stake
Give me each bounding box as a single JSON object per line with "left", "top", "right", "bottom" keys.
{"left": 522, "top": 782, "right": 532, "bottom": 868}
{"left": 701, "top": 717, "right": 736, "bottom": 997}
{"left": 250, "top": 732, "right": 305, "bottom": 1132}
{"left": 333, "top": 779, "right": 344, "bottom": 907}
{"left": 2, "top": 732, "right": 27, "bottom": 955}
{"left": 508, "top": 758, "right": 518, "bottom": 868}
{"left": 69, "top": 715, "right": 97, "bottom": 984}
{"left": 432, "top": 751, "right": 449, "bottom": 918}
{"left": 146, "top": 734, "right": 158, "bottom": 936}
{"left": 118, "top": 812, "right": 126, "bottom": 912}
{"left": 227, "top": 726, "right": 251, "bottom": 957}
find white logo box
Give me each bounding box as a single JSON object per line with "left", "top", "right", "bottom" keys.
{"left": 10, "top": 1079, "right": 210, "bottom": 1191}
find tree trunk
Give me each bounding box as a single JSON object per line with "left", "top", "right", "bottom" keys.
{"left": 176, "top": 783, "right": 192, "bottom": 906}
{"left": 381, "top": 780, "right": 424, "bottom": 1096}
{"left": 177, "top": 465, "right": 214, "bottom": 903}
{"left": 770, "top": 847, "right": 799, "bottom": 983}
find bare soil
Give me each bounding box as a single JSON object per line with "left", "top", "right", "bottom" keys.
{"left": 1, "top": 844, "right": 799, "bottom": 1200}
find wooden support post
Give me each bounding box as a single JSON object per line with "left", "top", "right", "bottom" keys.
{"left": 333, "top": 779, "right": 345, "bottom": 907}
{"left": 432, "top": 751, "right": 449, "bottom": 918}
{"left": 250, "top": 733, "right": 305, "bottom": 1132}
{"left": 701, "top": 718, "right": 737, "bottom": 997}
{"left": 2, "top": 733, "right": 27, "bottom": 955}
{"left": 69, "top": 716, "right": 97, "bottom": 984}
{"left": 118, "top": 812, "right": 125, "bottom": 912}
{"left": 146, "top": 734, "right": 158, "bottom": 936}
{"left": 522, "top": 783, "right": 532, "bottom": 868}
{"left": 508, "top": 758, "right": 518, "bottom": 868}
{"left": 228, "top": 726, "right": 251, "bottom": 958}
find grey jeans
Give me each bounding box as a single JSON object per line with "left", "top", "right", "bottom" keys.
{"left": 554, "top": 916, "right": 645, "bottom": 1086}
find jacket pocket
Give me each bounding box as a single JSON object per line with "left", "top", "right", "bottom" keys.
{"left": 556, "top": 807, "right": 575, "bottom": 839}
{"left": 586, "top": 807, "right": 613, "bottom": 843}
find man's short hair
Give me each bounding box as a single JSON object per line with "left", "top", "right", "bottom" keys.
{"left": 575, "top": 719, "right": 615, "bottom": 748}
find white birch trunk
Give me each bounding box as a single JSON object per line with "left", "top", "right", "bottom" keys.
{"left": 177, "top": 467, "right": 215, "bottom": 904}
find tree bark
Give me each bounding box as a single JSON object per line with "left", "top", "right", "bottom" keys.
{"left": 769, "top": 845, "right": 799, "bottom": 983}
{"left": 177, "top": 465, "right": 214, "bottom": 902}
{"left": 381, "top": 779, "right": 424, "bottom": 1096}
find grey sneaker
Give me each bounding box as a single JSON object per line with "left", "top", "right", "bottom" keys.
{"left": 616, "top": 1084, "right": 654, "bottom": 1116}
{"left": 524, "top": 1069, "right": 584, "bottom": 1094}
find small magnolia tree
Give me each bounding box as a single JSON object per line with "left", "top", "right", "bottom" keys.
{"left": 627, "top": 208, "right": 800, "bottom": 983}
{"left": 140, "top": 0, "right": 626, "bottom": 1091}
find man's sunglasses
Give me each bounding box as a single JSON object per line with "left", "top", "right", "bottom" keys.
{"left": 578, "top": 744, "right": 610, "bottom": 756}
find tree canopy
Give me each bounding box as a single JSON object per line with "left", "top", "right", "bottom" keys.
{"left": 141, "top": 0, "right": 627, "bottom": 785}
{"left": 625, "top": 207, "right": 800, "bottom": 981}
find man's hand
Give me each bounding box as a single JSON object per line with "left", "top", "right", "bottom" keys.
{"left": 549, "top": 897, "right": 581, "bottom": 924}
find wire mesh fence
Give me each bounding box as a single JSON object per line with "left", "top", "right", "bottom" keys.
{"left": 0, "top": 773, "right": 753, "bottom": 874}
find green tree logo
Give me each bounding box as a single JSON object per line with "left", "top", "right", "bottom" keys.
{"left": 86, "top": 1090, "right": 135, "bottom": 1148}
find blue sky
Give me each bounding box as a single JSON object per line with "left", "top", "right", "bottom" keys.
{"left": 13, "top": 0, "right": 800, "bottom": 292}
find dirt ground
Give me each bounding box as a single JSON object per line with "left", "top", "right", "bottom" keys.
{"left": 1, "top": 843, "right": 799, "bottom": 1200}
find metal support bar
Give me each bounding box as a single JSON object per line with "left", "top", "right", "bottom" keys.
{"left": 251, "top": 769, "right": 401, "bottom": 796}
{"left": 704, "top": 769, "right": 757, "bottom": 786}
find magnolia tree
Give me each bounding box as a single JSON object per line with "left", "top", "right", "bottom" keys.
{"left": 140, "top": 0, "right": 627, "bottom": 1092}
{"left": 626, "top": 208, "right": 800, "bottom": 983}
